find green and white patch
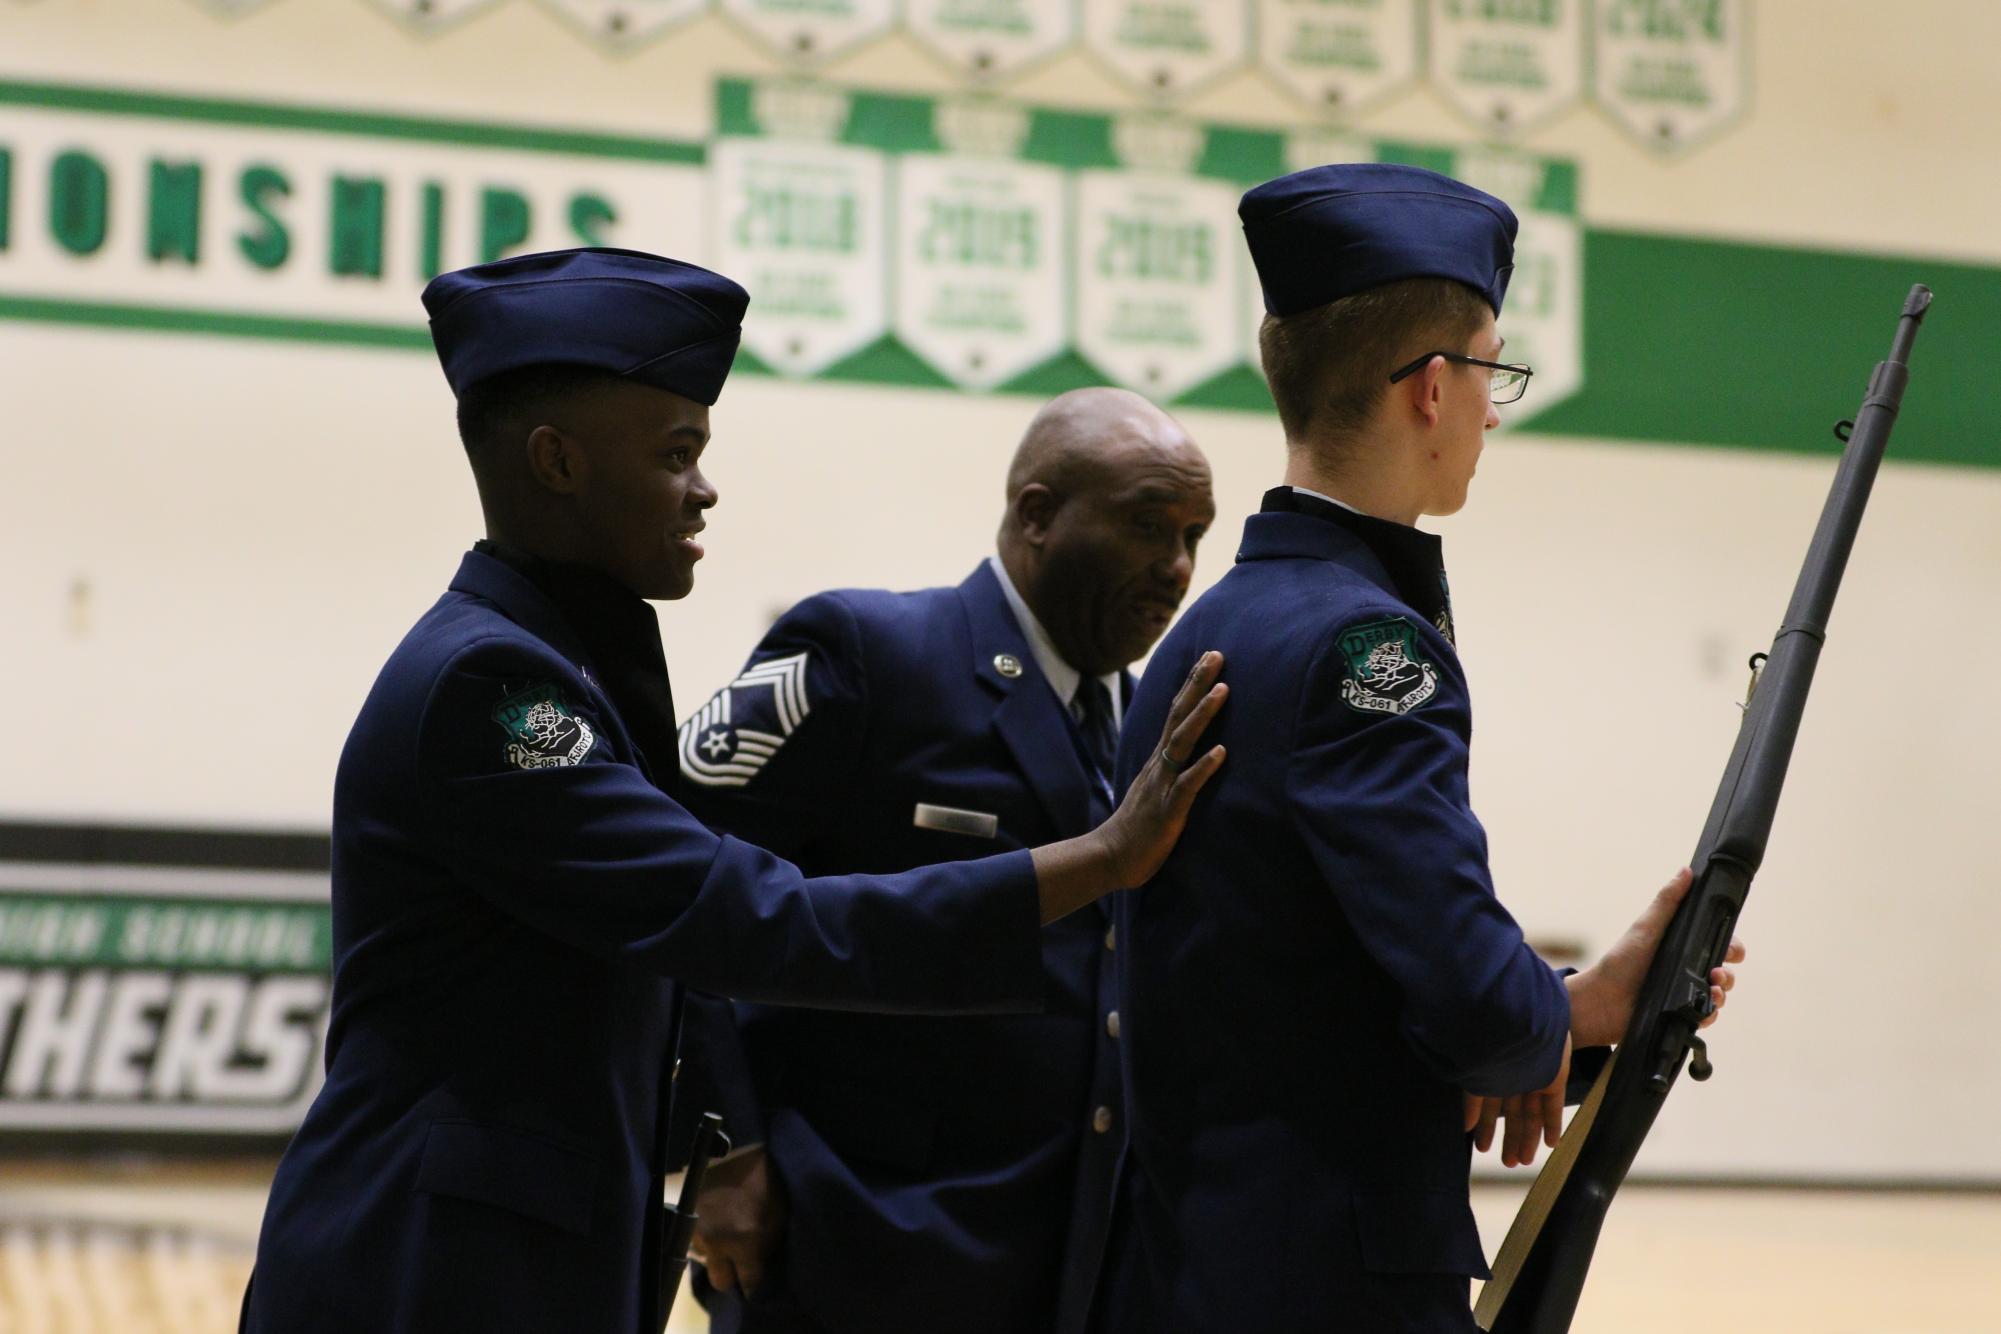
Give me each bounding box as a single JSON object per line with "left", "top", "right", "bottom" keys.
{"left": 1336, "top": 617, "right": 1440, "bottom": 717}
{"left": 492, "top": 684, "right": 597, "bottom": 770}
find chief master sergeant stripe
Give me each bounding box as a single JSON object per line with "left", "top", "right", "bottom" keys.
{"left": 678, "top": 651, "right": 813, "bottom": 787}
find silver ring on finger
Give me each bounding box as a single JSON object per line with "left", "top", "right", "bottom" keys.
{"left": 1160, "top": 750, "right": 1188, "bottom": 774}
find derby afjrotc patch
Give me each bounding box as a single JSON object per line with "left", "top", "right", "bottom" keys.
{"left": 492, "top": 683, "right": 598, "bottom": 770}
{"left": 1336, "top": 617, "right": 1440, "bottom": 716}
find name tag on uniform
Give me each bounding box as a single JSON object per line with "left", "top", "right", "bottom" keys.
{"left": 912, "top": 803, "right": 999, "bottom": 839}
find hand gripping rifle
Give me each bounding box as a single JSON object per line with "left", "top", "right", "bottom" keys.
{"left": 1474, "top": 284, "right": 1934, "bottom": 1334}
{"left": 660, "top": 1110, "right": 730, "bottom": 1330}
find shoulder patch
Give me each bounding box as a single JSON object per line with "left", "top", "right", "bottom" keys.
{"left": 1335, "top": 617, "right": 1440, "bottom": 717}
{"left": 492, "top": 682, "right": 598, "bottom": 770}
{"left": 678, "top": 651, "right": 813, "bottom": 788}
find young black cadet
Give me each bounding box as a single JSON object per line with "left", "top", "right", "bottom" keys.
{"left": 1094, "top": 166, "right": 1744, "bottom": 1333}
{"left": 672, "top": 388, "right": 1214, "bottom": 1334}
{"left": 238, "top": 248, "right": 1229, "bottom": 1334}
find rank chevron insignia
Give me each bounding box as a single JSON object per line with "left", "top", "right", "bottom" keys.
{"left": 677, "top": 651, "right": 813, "bottom": 787}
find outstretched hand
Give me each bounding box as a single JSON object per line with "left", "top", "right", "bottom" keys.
{"left": 1096, "top": 651, "right": 1229, "bottom": 890}
{"left": 1029, "top": 651, "right": 1228, "bottom": 924}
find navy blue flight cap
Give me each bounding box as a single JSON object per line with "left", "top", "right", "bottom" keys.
{"left": 1240, "top": 163, "right": 1518, "bottom": 317}
{"left": 422, "top": 247, "right": 749, "bottom": 405}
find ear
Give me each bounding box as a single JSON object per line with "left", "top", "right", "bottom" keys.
{"left": 1401, "top": 355, "right": 1446, "bottom": 429}
{"left": 525, "top": 424, "right": 584, "bottom": 496}
{"left": 1011, "top": 483, "right": 1061, "bottom": 547}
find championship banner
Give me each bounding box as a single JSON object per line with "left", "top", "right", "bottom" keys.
{"left": 720, "top": 0, "right": 898, "bottom": 61}
{"left": 1075, "top": 116, "right": 1241, "bottom": 398}
{"left": 1591, "top": 0, "right": 1751, "bottom": 153}
{"left": 903, "top": 0, "right": 1080, "bottom": 81}
{"left": 0, "top": 823, "right": 331, "bottom": 1140}
{"left": 0, "top": 80, "right": 706, "bottom": 344}
{"left": 363, "top": 0, "right": 506, "bottom": 35}
{"left": 1257, "top": 0, "right": 1422, "bottom": 115}
{"left": 1428, "top": 0, "right": 1587, "bottom": 136}
{"left": 711, "top": 83, "right": 890, "bottom": 376}
{"left": 1081, "top": 0, "right": 1252, "bottom": 97}
{"left": 893, "top": 127, "right": 1069, "bottom": 389}
{"left": 536, "top": 0, "right": 709, "bottom": 49}
{"left": 708, "top": 76, "right": 1585, "bottom": 419}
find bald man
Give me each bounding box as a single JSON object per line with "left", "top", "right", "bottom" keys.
{"left": 673, "top": 389, "right": 1215, "bottom": 1334}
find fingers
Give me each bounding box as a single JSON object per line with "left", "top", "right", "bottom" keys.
{"left": 1639, "top": 866, "right": 1695, "bottom": 927}
{"left": 1474, "top": 1098, "right": 1499, "bottom": 1153}
{"left": 1725, "top": 935, "right": 1747, "bottom": 964}
{"left": 1500, "top": 1094, "right": 1537, "bottom": 1167}
{"left": 1540, "top": 1084, "right": 1565, "bottom": 1149}
{"left": 707, "top": 1253, "right": 739, "bottom": 1296}
{"left": 1697, "top": 963, "right": 1738, "bottom": 1029}
{"left": 1164, "top": 682, "right": 1229, "bottom": 766}
{"left": 1162, "top": 651, "right": 1224, "bottom": 736}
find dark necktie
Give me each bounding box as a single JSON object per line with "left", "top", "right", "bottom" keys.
{"left": 1074, "top": 675, "right": 1118, "bottom": 793}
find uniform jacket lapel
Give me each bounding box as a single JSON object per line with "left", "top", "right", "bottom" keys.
{"left": 958, "top": 563, "right": 1096, "bottom": 841}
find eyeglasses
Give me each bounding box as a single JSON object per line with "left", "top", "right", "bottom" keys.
{"left": 1388, "top": 352, "right": 1534, "bottom": 405}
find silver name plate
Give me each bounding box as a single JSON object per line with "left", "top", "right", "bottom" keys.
{"left": 912, "top": 803, "right": 1000, "bottom": 839}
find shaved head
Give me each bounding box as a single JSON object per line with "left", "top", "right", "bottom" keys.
{"left": 998, "top": 388, "right": 1215, "bottom": 675}
{"left": 1004, "top": 387, "right": 1188, "bottom": 502}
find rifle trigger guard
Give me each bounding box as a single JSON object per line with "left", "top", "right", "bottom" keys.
{"left": 1834, "top": 418, "right": 1854, "bottom": 442}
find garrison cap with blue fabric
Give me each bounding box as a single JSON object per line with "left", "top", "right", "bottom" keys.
{"left": 1094, "top": 166, "right": 1575, "bottom": 1333}
{"left": 672, "top": 557, "right": 1127, "bottom": 1334}
{"left": 241, "top": 249, "right": 1050, "bottom": 1334}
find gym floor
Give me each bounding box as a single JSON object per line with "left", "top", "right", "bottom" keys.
{"left": 1, "top": 1159, "right": 1995, "bottom": 1332}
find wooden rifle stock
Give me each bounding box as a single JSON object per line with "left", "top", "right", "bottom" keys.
{"left": 1474, "top": 284, "right": 1934, "bottom": 1334}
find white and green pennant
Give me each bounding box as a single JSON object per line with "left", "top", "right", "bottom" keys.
{"left": 708, "top": 76, "right": 1584, "bottom": 419}
{"left": 903, "top": 0, "right": 1081, "bottom": 81}
{"left": 712, "top": 82, "right": 890, "bottom": 377}
{"left": 1081, "top": 0, "right": 1253, "bottom": 98}
{"left": 1256, "top": 0, "right": 1422, "bottom": 115}
{"left": 720, "top": 0, "right": 898, "bottom": 61}
{"left": 1429, "top": 0, "right": 1589, "bottom": 136}
{"left": 1591, "top": 0, "right": 1751, "bottom": 153}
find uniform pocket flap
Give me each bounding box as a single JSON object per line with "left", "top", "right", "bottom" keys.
{"left": 1351, "top": 1187, "right": 1490, "bottom": 1278}
{"left": 416, "top": 1120, "right": 597, "bottom": 1236}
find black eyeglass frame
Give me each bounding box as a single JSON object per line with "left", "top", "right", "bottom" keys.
{"left": 1387, "top": 351, "right": 1534, "bottom": 403}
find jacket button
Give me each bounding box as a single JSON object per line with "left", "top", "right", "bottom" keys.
{"left": 1104, "top": 926, "right": 1116, "bottom": 951}
{"left": 1105, "top": 1010, "right": 1121, "bottom": 1040}
{"left": 1093, "top": 1105, "right": 1114, "bottom": 1134}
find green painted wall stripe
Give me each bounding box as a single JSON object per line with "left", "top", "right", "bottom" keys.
{"left": 0, "top": 80, "right": 705, "bottom": 164}
{"left": 1526, "top": 229, "right": 1993, "bottom": 469}
{"left": 0, "top": 296, "right": 431, "bottom": 350}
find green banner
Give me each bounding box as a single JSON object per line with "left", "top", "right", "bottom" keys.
{"left": 1, "top": 76, "right": 1990, "bottom": 468}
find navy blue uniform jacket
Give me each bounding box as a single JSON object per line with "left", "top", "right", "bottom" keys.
{"left": 243, "top": 551, "right": 1044, "bottom": 1334}
{"left": 1100, "top": 495, "right": 1571, "bottom": 1333}
{"left": 676, "top": 562, "right": 1124, "bottom": 1334}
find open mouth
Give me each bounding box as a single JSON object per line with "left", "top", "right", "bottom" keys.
{"left": 672, "top": 526, "right": 706, "bottom": 560}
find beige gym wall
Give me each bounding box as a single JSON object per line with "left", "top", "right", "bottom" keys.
{"left": 2, "top": 1, "right": 1995, "bottom": 1182}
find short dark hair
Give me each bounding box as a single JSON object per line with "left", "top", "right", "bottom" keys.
{"left": 1258, "top": 278, "right": 1491, "bottom": 444}
{"left": 454, "top": 363, "right": 622, "bottom": 459}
